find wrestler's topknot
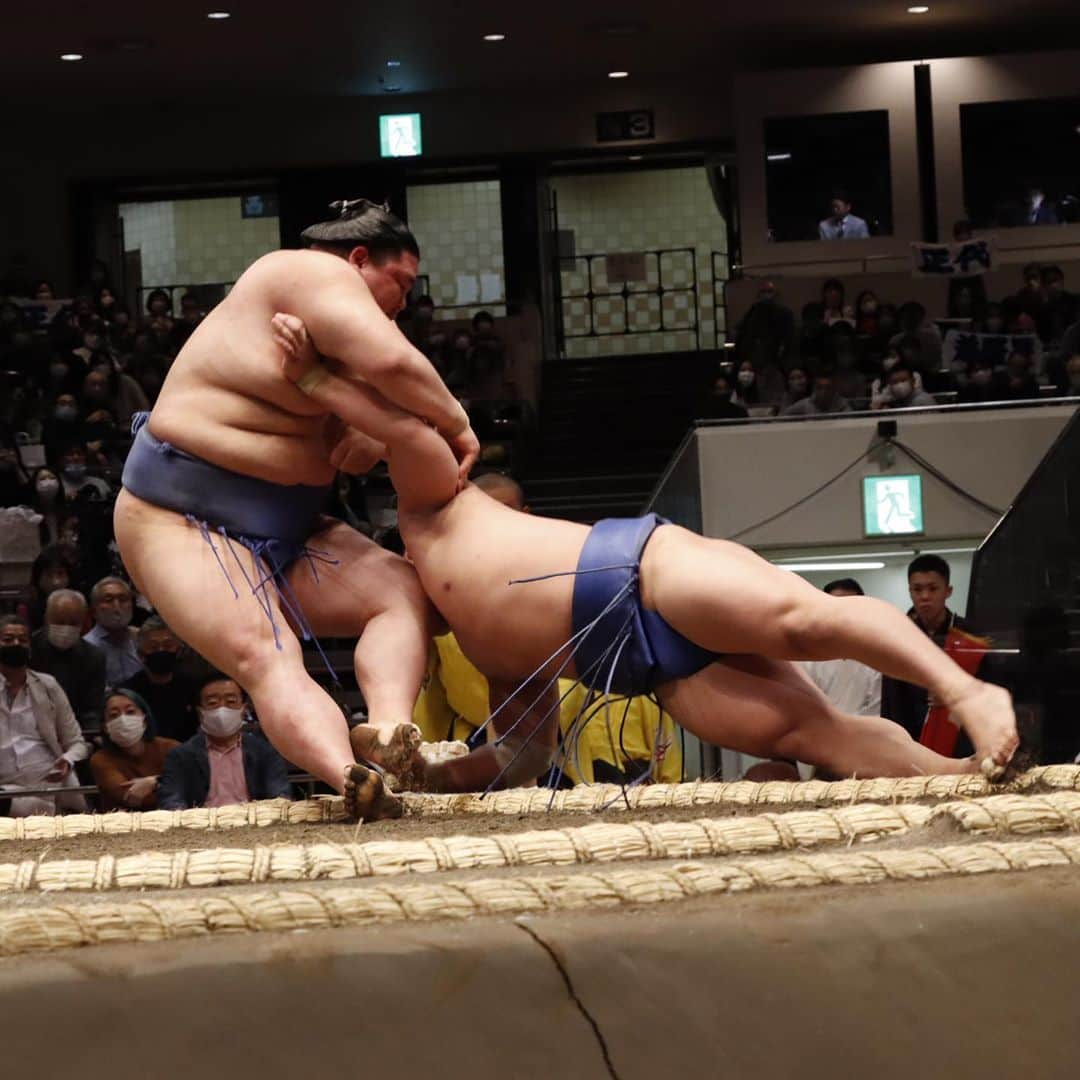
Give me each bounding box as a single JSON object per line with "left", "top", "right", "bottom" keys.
{"left": 301, "top": 198, "right": 419, "bottom": 260}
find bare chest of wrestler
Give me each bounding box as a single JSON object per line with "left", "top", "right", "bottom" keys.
{"left": 404, "top": 493, "right": 590, "bottom": 683}
{"left": 150, "top": 288, "right": 337, "bottom": 487}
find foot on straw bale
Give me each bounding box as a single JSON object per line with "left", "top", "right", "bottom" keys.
{"left": 947, "top": 681, "right": 1019, "bottom": 781}
{"left": 343, "top": 763, "right": 403, "bottom": 822}
{"left": 350, "top": 722, "right": 426, "bottom": 791}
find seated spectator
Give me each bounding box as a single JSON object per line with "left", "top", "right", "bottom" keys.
{"left": 30, "top": 589, "right": 105, "bottom": 735}
{"left": 0, "top": 614, "right": 88, "bottom": 816}
{"left": 402, "top": 295, "right": 446, "bottom": 365}
{"left": 120, "top": 616, "right": 200, "bottom": 742}
{"left": 90, "top": 689, "right": 179, "bottom": 810}
{"left": 83, "top": 363, "right": 149, "bottom": 432}
{"left": 782, "top": 372, "right": 852, "bottom": 416}
{"left": 956, "top": 358, "right": 1002, "bottom": 404}
{"left": 873, "top": 362, "right": 937, "bottom": 410}
{"left": 821, "top": 278, "right": 854, "bottom": 327}
{"left": 825, "top": 324, "right": 868, "bottom": 401}
{"left": 947, "top": 279, "right": 986, "bottom": 324}
{"left": 1001, "top": 351, "right": 1040, "bottom": 401}
{"left": 468, "top": 311, "right": 507, "bottom": 398}
{"left": 145, "top": 289, "right": 173, "bottom": 319}
{"left": 1013, "top": 264, "right": 1046, "bottom": 323}
{"left": 1058, "top": 354, "right": 1080, "bottom": 397}
{"left": 0, "top": 431, "right": 32, "bottom": 507}
{"left": 818, "top": 191, "right": 869, "bottom": 240}
{"left": 732, "top": 359, "right": 780, "bottom": 413}
{"left": 157, "top": 673, "right": 290, "bottom": 810}
{"left": 778, "top": 365, "right": 811, "bottom": 413}
{"left": 800, "top": 579, "right": 881, "bottom": 717}
{"left": 981, "top": 302, "right": 1007, "bottom": 335}
{"left": 30, "top": 468, "right": 65, "bottom": 545}
{"left": 1039, "top": 265, "right": 1079, "bottom": 348}
{"left": 170, "top": 291, "right": 205, "bottom": 350}
{"left": 83, "top": 576, "right": 142, "bottom": 686}
{"left": 33, "top": 280, "right": 55, "bottom": 301}
{"left": 440, "top": 328, "right": 473, "bottom": 393}
{"left": 701, "top": 373, "right": 749, "bottom": 421}
{"left": 854, "top": 290, "right": 880, "bottom": 337}
{"left": 25, "top": 544, "right": 78, "bottom": 630}
{"left": 57, "top": 442, "right": 110, "bottom": 502}
{"left": 83, "top": 408, "right": 127, "bottom": 473}
{"left": 890, "top": 302, "right": 942, "bottom": 370}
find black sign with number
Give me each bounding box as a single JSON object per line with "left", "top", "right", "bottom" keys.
{"left": 596, "top": 108, "right": 655, "bottom": 143}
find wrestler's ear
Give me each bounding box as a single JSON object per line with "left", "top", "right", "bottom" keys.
{"left": 346, "top": 246, "right": 372, "bottom": 271}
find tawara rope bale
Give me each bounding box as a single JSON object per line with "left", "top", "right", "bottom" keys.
{"left": 0, "top": 766, "right": 1076, "bottom": 843}
{"left": 1, "top": 834, "right": 1078, "bottom": 956}
{"left": 2, "top": 791, "right": 1078, "bottom": 896}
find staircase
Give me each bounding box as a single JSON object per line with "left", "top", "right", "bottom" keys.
{"left": 523, "top": 350, "right": 721, "bottom": 521}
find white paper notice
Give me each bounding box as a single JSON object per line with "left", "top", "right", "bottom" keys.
{"left": 455, "top": 274, "right": 480, "bottom": 304}
{"left": 480, "top": 273, "right": 503, "bottom": 303}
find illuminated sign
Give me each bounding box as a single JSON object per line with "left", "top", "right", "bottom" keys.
{"left": 863, "top": 475, "right": 924, "bottom": 536}
{"left": 379, "top": 113, "right": 422, "bottom": 158}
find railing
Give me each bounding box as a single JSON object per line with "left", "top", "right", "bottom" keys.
{"left": 557, "top": 247, "right": 701, "bottom": 353}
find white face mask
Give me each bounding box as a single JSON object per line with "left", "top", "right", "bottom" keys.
{"left": 46, "top": 624, "right": 81, "bottom": 650}
{"left": 200, "top": 706, "right": 245, "bottom": 739}
{"left": 107, "top": 711, "right": 146, "bottom": 748}
{"left": 891, "top": 380, "right": 913, "bottom": 400}
{"left": 737, "top": 370, "right": 755, "bottom": 387}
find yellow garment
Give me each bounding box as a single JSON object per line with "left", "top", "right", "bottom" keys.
{"left": 556, "top": 682, "right": 683, "bottom": 785}
{"left": 413, "top": 633, "right": 682, "bottom": 784}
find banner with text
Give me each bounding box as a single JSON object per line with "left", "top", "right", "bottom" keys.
{"left": 911, "top": 239, "right": 994, "bottom": 277}
{"left": 942, "top": 329, "right": 1042, "bottom": 369}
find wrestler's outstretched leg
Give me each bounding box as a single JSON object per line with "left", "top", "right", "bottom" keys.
{"left": 659, "top": 655, "right": 980, "bottom": 779}
{"left": 114, "top": 490, "right": 400, "bottom": 820}
{"left": 640, "top": 526, "right": 1018, "bottom": 777}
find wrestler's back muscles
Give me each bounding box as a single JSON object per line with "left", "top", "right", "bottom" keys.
{"left": 149, "top": 251, "right": 347, "bottom": 487}
{"left": 401, "top": 489, "right": 590, "bottom": 684}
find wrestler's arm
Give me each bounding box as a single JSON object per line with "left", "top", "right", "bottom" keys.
{"left": 272, "top": 252, "right": 469, "bottom": 441}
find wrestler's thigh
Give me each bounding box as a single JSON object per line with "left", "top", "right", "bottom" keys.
{"left": 640, "top": 525, "right": 826, "bottom": 656}
{"left": 657, "top": 655, "right": 835, "bottom": 759}
{"left": 113, "top": 490, "right": 295, "bottom": 675}
{"left": 284, "top": 518, "right": 432, "bottom": 637}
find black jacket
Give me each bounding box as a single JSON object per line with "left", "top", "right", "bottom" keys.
{"left": 157, "top": 731, "right": 291, "bottom": 810}
{"left": 29, "top": 630, "right": 107, "bottom": 734}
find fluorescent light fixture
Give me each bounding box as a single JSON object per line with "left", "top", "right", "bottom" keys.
{"left": 608, "top": 70, "right": 629, "bottom": 79}
{"left": 60, "top": 52, "right": 83, "bottom": 61}
{"left": 207, "top": 11, "right": 232, "bottom": 19}
{"left": 483, "top": 33, "right": 506, "bottom": 41}
{"left": 907, "top": 5, "right": 929, "bottom": 12}
{"left": 628, "top": 154, "right": 643, "bottom": 161}
{"left": 767, "top": 152, "right": 792, "bottom": 162}
{"left": 778, "top": 561, "right": 887, "bottom": 573}
{"left": 379, "top": 113, "right": 422, "bottom": 158}
{"left": 386, "top": 60, "right": 401, "bottom": 68}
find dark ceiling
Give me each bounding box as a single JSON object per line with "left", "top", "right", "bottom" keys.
{"left": 9, "top": 1, "right": 1080, "bottom": 102}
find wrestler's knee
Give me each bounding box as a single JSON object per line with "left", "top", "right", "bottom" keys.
{"left": 229, "top": 629, "right": 302, "bottom": 690}
{"left": 775, "top": 596, "right": 832, "bottom": 658}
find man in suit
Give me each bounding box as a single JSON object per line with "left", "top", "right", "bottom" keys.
{"left": 0, "top": 614, "right": 89, "bottom": 815}
{"left": 157, "top": 672, "right": 291, "bottom": 809}
{"left": 1024, "top": 186, "right": 1058, "bottom": 226}
{"left": 818, "top": 191, "right": 870, "bottom": 240}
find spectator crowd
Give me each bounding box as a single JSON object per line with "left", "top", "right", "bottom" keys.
{"left": 714, "top": 258, "right": 1080, "bottom": 420}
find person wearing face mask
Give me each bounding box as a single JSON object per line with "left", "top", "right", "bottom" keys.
{"left": 30, "top": 589, "right": 106, "bottom": 735}
{"left": 90, "top": 689, "right": 178, "bottom": 810}
{"left": 56, "top": 442, "right": 110, "bottom": 502}
{"left": 83, "top": 576, "right": 142, "bottom": 686}
{"left": 119, "top": 616, "right": 199, "bottom": 742}
{"left": 874, "top": 362, "right": 938, "bottom": 410}
{"left": 0, "top": 614, "right": 88, "bottom": 816}
{"left": 31, "top": 468, "right": 64, "bottom": 544}
{"left": 157, "top": 674, "right": 290, "bottom": 810}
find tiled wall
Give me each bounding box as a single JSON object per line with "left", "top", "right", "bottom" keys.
{"left": 119, "top": 197, "right": 280, "bottom": 290}
{"left": 119, "top": 201, "right": 176, "bottom": 288}
{"left": 552, "top": 167, "right": 728, "bottom": 358}
{"left": 406, "top": 180, "right": 506, "bottom": 321}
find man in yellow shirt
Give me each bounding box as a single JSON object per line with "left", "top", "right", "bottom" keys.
{"left": 412, "top": 475, "right": 682, "bottom": 786}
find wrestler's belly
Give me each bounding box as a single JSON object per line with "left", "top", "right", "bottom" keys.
{"left": 149, "top": 396, "right": 336, "bottom": 487}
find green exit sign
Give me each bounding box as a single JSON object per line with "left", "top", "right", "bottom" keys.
{"left": 863, "top": 475, "right": 924, "bottom": 536}
{"left": 379, "top": 113, "right": 422, "bottom": 158}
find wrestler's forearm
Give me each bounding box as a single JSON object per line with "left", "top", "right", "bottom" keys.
{"left": 374, "top": 348, "right": 469, "bottom": 437}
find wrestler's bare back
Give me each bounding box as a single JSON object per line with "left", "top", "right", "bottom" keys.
{"left": 149, "top": 250, "right": 356, "bottom": 487}
{"left": 400, "top": 490, "right": 593, "bottom": 684}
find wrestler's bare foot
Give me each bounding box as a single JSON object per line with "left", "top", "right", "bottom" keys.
{"left": 946, "top": 680, "right": 1019, "bottom": 780}
{"left": 350, "top": 722, "right": 426, "bottom": 790}
{"left": 343, "top": 763, "right": 403, "bottom": 822}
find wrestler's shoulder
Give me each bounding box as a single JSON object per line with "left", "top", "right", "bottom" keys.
{"left": 240, "top": 248, "right": 352, "bottom": 286}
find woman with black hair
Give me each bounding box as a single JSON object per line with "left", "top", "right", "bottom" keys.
{"left": 90, "top": 688, "right": 179, "bottom": 810}
{"left": 0, "top": 429, "right": 33, "bottom": 507}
